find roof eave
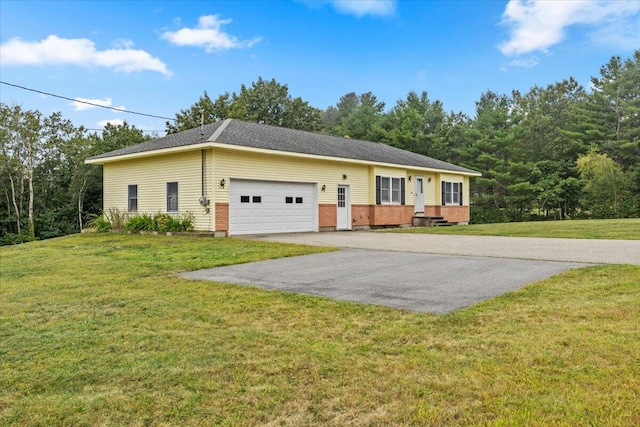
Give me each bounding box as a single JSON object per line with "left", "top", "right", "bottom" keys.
{"left": 84, "top": 142, "right": 214, "bottom": 164}
{"left": 210, "top": 143, "right": 482, "bottom": 176}
{"left": 84, "top": 139, "right": 481, "bottom": 176}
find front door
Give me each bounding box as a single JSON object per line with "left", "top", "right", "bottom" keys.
{"left": 414, "top": 176, "right": 425, "bottom": 214}
{"left": 337, "top": 185, "right": 351, "bottom": 230}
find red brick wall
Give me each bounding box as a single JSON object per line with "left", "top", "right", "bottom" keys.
{"left": 370, "top": 205, "right": 470, "bottom": 225}
{"left": 215, "top": 203, "right": 229, "bottom": 233}
{"left": 321, "top": 204, "right": 419, "bottom": 228}
{"left": 352, "top": 204, "right": 373, "bottom": 227}
{"left": 371, "top": 205, "right": 414, "bottom": 226}
{"left": 319, "top": 204, "right": 337, "bottom": 228}
{"left": 320, "top": 204, "right": 374, "bottom": 229}
{"left": 438, "top": 205, "right": 469, "bottom": 223}
{"left": 424, "top": 206, "right": 439, "bottom": 217}
{"left": 426, "top": 205, "right": 469, "bottom": 223}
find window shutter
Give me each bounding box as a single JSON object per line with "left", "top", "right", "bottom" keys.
{"left": 441, "top": 182, "right": 445, "bottom": 206}
{"left": 375, "top": 175, "right": 381, "bottom": 205}
{"left": 459, "top": 182, "right": 463, "bottom": 206}
{"left": 400, "top": 178, "right": 405, "bottom": 205}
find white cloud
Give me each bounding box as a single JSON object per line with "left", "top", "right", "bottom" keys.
{"left": 587, "top": 14, "right": 640, "bottom": 50}
{"left": 330, "top": 0, "right": 396, "bottom": 17}
{"left": 98, "top": 119, "right": 125, "bottom": 128}
{"left": 112, "top": 38, "right": 135, "bottom": 49}
{"left": 161, "top": 15, "right": 261, "bottom": 52}
{"left": 0, "top": 35, "right": 171, "bottom": 75}
{"left": 508, "top": 57, "right": 539, "bottom": 68}
{"left": 71, "top": 97, "right": 126, "bottom": 112}
{"left": 499, "top": 0, "right": 640, "bottom": 56}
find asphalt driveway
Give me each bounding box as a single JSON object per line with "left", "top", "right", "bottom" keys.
{"left": 182, "top": 231, "right": 640, "bottom": 313}
{"left": 180, "top": 231, "right": 639, "bottom": 313}
{"left": 247, "top": 231, "right": 640, "bottom": 265}
{"left": 179, "top": 248, "right": 587, "bottom": 313}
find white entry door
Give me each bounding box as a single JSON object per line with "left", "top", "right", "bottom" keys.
{"left": 336, "top": 185, "right": 351, "bottom": 230}
{"left": 414, "top": 176, "right": 425, "bottom": 214}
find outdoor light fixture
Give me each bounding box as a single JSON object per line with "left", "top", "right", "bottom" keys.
{"left": 220, "top": 178, "right": 226, "bottom": 188}
{"left": 321, "top": 185, "right": 326, "bottom": 191}
{"left": 408, "top": 175, "right": 412, "bottom": 181}
{"left": 343, "top": 174, "right": 348, "bottom": 180}
{"left": 428, "top": 177, "right": 432, "bottom": 183}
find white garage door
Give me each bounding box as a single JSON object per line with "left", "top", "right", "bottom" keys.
{"left": 229, "top": 179, "right": 318, "bottom": 235}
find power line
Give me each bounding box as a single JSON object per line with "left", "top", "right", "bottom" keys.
{"left": 85, "top": 128, "right": 165, "bottom": 134}
{"left": 0, "top": 80, "right": 175, "bottom": 121}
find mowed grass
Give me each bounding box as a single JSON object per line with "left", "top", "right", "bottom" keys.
{"left": 392, "top": 218, "right": 640, "bottom": 239}
{"left": 1, "top": 234, "right": 639, "bottom": 426}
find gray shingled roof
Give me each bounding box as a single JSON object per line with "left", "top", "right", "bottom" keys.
{"left": 87, "top": 119, "right": 479, "bottom": 174}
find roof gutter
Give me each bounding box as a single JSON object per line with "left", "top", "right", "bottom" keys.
{"left": 84, "top": 142, "right": 214, "bottom": 164}
{"left": 207, "top": 143, "right": 482, "bottom": 177}
{"left": 85, "top": 139, "right": 481, "bottom": 176}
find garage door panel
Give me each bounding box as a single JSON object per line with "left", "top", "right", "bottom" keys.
{"left": 229, "top": 179, "right": 317, "bottom": 235}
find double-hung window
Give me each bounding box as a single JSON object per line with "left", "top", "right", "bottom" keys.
{"left": 167, "top": 182, "right": 178, "bottom": 212}
{"left": 442, "top": 181, "right": 463, "bottom": 206}
{"left": 376, "top": 176, "right": 405, "bottom": 205}
{"left": 128, "top": 185, "right": 138, "bottom": 212}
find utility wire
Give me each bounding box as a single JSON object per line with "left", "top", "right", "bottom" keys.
{"left": 85, "top": 128, "right": 164, "bottom": 133}
{"left": 0, "top": 80, "right": 175, "bottom": 121}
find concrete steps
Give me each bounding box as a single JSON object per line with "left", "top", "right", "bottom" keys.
{"left": 412, "top": 215, "right": 453, "bottom": 227}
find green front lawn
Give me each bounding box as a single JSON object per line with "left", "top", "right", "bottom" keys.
{"left": 1, "top": 234, "right": 639, "bottom": 425}
{"left": 392, "top": 218, "right": 640, "bottom": 239}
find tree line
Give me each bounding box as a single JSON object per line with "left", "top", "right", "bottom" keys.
{"left": 1, "top": 51, "right": 638, "bottom": 244}
{"left": 0, "top": 115, "right": 148, "bottom": 244}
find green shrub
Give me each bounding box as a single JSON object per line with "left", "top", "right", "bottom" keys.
{"left": 154, "top": 213, "right": 172, "bottom": 232}
{"left": 105, "top": 207, "right": 128, "bottom": 231}
{"left": 470, "top": 206, "right": 510, "bottom": 224}
{"left": 124, "top": 214, "right": 155, "bottom": 232}
{"left": 124, "top": 211, "right": 195, "bottom": 233}
{"left": 179, "top": 212, "right": 195, "bottom": 232}
{"left": 0, "top": 232, "right": 32, "bottom": 245}
{"left": 86, "top": 214, "right": 112, "bottom": 233}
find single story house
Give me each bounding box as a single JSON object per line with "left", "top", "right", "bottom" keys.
{"left": 86, "top": 119, "right": 481, "bottom": 236}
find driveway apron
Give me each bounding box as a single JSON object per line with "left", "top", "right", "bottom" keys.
{"left": 179, "top": 249, "right": 587, "bottom": 313}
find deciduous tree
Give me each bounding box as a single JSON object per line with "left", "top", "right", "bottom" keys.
{"left": 577, "top": 149, "right": 634, "bottom": 218}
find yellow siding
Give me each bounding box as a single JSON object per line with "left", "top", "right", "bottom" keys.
{"left": 214, "top": 148, "right": 371, "bottom": 204}
{"left": 464, "top": 175, "right": 470, "bottom": 205}
{"left": 406, "top": 170, "right": 437, "bottom": 205}
{"left": 103, "top": 150, "right": 212, "bottom": 230}
{"left": 435, "top": 173, "right": 469, "bottom": 206}
{"left": 373, "top": 166, "right": 413, "bottom": 204}
{"left": 374, "top": 165, "right": 407, "bottom": 177}
{"left": 426, "top": 173, "right": 438, "bottom": 205}
{"left": 102, "top": 144, "right": 473, "bottom": 232}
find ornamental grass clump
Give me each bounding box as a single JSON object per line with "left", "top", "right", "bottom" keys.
{"left": 124, "top": 213, "right": 155, "bottom": 232}
{"left": 87, "top": 208, "right": 124, "bottom": 233}
{"left": 86, "top": 207, "right": 127, "bottom": 233}
{"left": 124, "top": 211, "right": 195, "bottom": 233}
{"left": 105, "top": 207, "right": 128, "bottom": 231}
{"left": 88, "top": 209, "right": 195, "bottom": 233}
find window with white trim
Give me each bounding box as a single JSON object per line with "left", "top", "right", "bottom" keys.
{"left": 442, "top": 181, "right": 463, "bottom": 206}
{"left": 128, "top": 185, "right": 138, "bottom": 212}
{"left": 376, "top": 176, "right": 405, "bottom": 205}
{"left": 167, "top": 182, "right": 178, "bottom": 212}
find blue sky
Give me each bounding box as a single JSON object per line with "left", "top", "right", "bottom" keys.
{"left": 1, "top": 0, "right": 638, "bottom": 134}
